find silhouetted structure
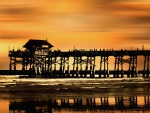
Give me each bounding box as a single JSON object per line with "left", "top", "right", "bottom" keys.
{"left": 9, "top": 39, "right": 53, "bottom": 76}
{"left": 6, "top": 39, "right": 150, "bottom": 78}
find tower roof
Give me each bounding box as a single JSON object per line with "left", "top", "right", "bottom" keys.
{"left": 23, "top": 39, "right": 53, "bottom": 49}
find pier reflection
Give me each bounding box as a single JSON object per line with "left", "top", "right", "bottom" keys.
{"left": 9, "top": 96, "right": 150, "bottom": 113}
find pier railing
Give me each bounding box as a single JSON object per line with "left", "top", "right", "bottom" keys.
{"left": 8, "top": 49, "right": 150, "bottom": 57}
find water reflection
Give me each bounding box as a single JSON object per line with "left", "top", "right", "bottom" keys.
{"left": 9, "top": 96, "right": 150, "bottom": 113}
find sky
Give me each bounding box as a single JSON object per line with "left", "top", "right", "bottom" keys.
{"left": 0, "top": 0, "right": 150, "bottom": 69}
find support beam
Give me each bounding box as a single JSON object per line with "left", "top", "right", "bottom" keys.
{"left": 9, "top": 57, "right": 12, "bottom": 70}
{"left": 143, "top": 56, "right": 150, "bottom": 78}
{"left": 99, "top": 56, "right": 109, "bottom": 78}
{"left": 114, "top": 56, "right": 123, "bottom": 78}
{"left": 128, "top": 56, "right": 137, "bottom": 78}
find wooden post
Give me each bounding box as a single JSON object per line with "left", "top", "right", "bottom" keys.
{"left": 76, "top": 57, "right": 79, "bottom": 77}
{"left": 72, "top": 57, "right": 75, "bottom": 77}
{"left": 146, "top": 56, "right": 149, "bottom": 78}
{"left": 80, "top": 56, "right": 82, "bottom": 77}
{"left": 14, "top": 57, "right": 16, "bottom": 70}
{"left": 44, "top": 57, "right": 46, "bottom": 74}
{"left": 99, "top": 56, "right": 102, "bottom": 78}
{"left": 9, "top": 57, "right": 12, "bottom": 70}
{"left": 143, "top": 56, "right": 146, "bottom": 78}
{"left": 67, "top": 65, "right": 70, "bottom": 77}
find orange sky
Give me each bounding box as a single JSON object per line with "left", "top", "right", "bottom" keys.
{"left": 1, "top": 0, "right": 150, "bottom": 69}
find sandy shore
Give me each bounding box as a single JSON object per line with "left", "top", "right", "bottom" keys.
{"left": 0, "top": 76, "right": 150, "bottom": 88}
{"left": 0, "top": 75, "right": 149, "bottom": 83}
{"left": 0, "top": 76, "right": 149, "bottom": 100}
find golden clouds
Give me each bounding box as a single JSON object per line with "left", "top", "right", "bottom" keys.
{"left": 0, "top": 5, "right": 44, "bottom": 23}
{"left": 0, "top": 0, "right": 150, "bottom": 43}
{"left": 0, "top": 0, "right": 150, "bottom": 69}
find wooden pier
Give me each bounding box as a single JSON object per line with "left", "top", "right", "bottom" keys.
{"left": 3, "top": 39, "right": 150, "bottom": 78}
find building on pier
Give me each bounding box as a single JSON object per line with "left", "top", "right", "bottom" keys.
{"left": 9, "top": 39, "right": 53, "bottom": 76}
{"left": 23, "top": 39, "right": 53, "bottom": 55}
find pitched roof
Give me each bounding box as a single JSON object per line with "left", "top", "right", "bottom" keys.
{"left": 23, "top": 39, "right": 53, "bottom": 49}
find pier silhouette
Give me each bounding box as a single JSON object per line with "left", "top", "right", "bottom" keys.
{"left": 1, "top": 39, "right": 150, "bottom": 78}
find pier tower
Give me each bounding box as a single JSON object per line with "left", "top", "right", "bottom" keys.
{"left": 9, "top": 39, "right": 53, "bottom": 75}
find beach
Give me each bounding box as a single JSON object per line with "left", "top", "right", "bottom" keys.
{"left": 0, "top": 76, "right": 150, "bottom": 99}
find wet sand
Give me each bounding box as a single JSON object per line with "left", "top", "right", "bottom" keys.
{"left": 0, "top": 76, "right": 150, "bottom": 100}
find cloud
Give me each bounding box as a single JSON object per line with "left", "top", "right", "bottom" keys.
{"left": 0, "top": 30, "right": 42, "bottom": 40}
{"left": 101, "top": 3, "right": 150, "bottom": 24}
{"left": 0, "top": 6, "right": 35, "bottom": 15}
{"left": 99, "top": 0, "right": 129, "bottom": 4}
{"left": 129, "top": 37, "right": 150, "bottom": 41}
{"left": 0, "top": 36, "right": 23, "bottom": 39}
{"left": 131, "top": 15, "right": 150, "bottom": 24}
{"left": 0, "top": 5, "right": 44, "bottom": 22}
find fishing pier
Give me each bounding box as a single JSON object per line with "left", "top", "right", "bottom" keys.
{"left": 2, "top": 39, "right": 150, "bottom": 78}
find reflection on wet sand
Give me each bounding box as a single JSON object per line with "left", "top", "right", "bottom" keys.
{"left": 9, "top": 96, "right": 150, "bottom": 113}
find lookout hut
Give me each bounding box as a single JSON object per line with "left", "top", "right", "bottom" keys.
{"left": 23, "top": 39, "right": 53, "bottom": 56}
{"left": 22, "top": 39, "right": 53, "bottom": 75}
